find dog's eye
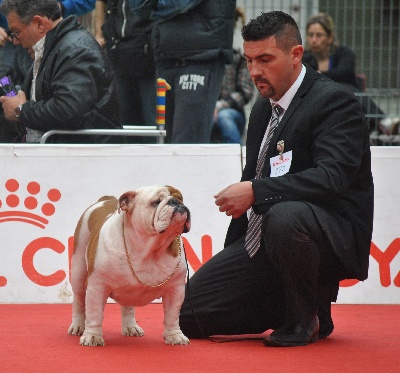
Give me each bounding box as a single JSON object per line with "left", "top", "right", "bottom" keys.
{"left": 151, "top": 199, "right": 161, "bottom": 207}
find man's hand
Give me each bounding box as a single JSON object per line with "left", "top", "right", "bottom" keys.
{"left": 0, "top": 27, "right": 10, "bottom": 47}
{"left": 95, "top": 33, "right": 106, "bottom": 48}
{"left": 0, "top": 90, "right": 27, "bottom": 122}
{"left": 95, "top": 0, "right": 106, "bottom": 48}
{"left": 214, "top": 181, "right": 255, "bottom": 219}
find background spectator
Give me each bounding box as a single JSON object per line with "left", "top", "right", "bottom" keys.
{"left": 95, "top": 0, "right": 156, "bottom": 143}
{"left": 302, "top": 12, "right": 400, "bottom": 136}
{"left": 0, "top": 0, "right": 96, "bottom": 142}
{"left": 0, "top": 0, "right": 121, "bottom": 144}
{"left": 0, "top": 0, "right": 14, "bottom": 77}
{"left": 144, "top": 0, "right": 236, "bottom": 144}
{"left": 211, "top": 7, "right": 255, "bottom": 145}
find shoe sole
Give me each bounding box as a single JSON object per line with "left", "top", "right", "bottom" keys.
{"left": 263, "top": 332, "right": 318, "bottom": 347}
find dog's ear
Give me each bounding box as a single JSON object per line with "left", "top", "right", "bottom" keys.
{"left": 118, "top": 191, "right": 136, "bottom": 213}
{"left": 166, "top": 186, "right": 183, "bottom": 203}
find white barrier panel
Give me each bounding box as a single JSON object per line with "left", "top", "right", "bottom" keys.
{"left": 336, "top": 147, "right": 400, "bottom": 304}
{"left": 0, "top": 145, "right": 399, "bottom": 304}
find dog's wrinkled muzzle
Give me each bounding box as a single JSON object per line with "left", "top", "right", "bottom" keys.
{"left": 154, "top": 198, "right": 191, "bottom": 234}
{"left": 167, "top": 198, "right": 191, "bottom": 233}
{"left": 168, "top": 199, "right": 191, "bottom": 233}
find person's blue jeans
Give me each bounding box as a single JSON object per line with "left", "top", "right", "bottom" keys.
{"left": 216, "top": 108, "right": 246, "bottom": 144}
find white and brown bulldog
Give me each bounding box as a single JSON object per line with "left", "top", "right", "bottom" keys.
{"left": 68, "top": 185, "right": 191, "bottom": 346}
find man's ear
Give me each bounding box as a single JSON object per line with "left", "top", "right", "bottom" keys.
{"left": 32, "top": 15, "right": 48, "bottom": 35}
{"left": 291, "top": 44, "right": 304, "bottom": 66}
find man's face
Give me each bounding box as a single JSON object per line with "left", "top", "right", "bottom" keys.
{"left": 243, "top": 37, "right": 303, "bottom": 101}
{"left": 7, "top": 11, "right": 40, "bottom": 49}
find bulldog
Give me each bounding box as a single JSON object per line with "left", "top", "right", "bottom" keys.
{"left": 68, "top": 185, "right": 191, "bottom": 346}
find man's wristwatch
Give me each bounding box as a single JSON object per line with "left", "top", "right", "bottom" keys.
{"left": 14, "top": 104, "right": 23, "bottom": 119}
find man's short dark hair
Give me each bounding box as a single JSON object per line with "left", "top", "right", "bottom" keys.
{"left": 0, "top": 0, "right": 61, "bottom": 24}
{"left": 242, "top": 11, "right": 302, "bottom": 52}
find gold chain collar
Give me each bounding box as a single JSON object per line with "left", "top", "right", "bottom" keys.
{"left": 121, "top": 214, "right": 182, "bottom": 288}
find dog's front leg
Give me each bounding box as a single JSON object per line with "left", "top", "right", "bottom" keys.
{"left": 68, "top": 291, "right": 86, "bottom": 336}
{"left": 162, "top": 286, "right": 190, "bottom": 345}
{"left": 68, "top": 242, "right": 89, "bottom": 336}
{"left": 121, "top": 306, "right": 144, "bottom": 337}
{"left": 80, "top": 283, "right": 108, "bottom": 346}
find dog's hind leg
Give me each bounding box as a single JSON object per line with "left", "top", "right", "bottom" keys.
{"left": 121, "top": 306, "right": 144, "bottom": 337}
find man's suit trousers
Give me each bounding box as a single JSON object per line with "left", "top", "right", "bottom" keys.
{"left": 179, "top": 201, "right": 348, "bottom": 337}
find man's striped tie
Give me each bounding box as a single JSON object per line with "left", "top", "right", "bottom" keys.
{"left": 244, "top": 104, "right": 283, "bottom": 257}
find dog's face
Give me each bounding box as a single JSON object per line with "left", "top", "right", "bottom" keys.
{"left": 118, "top": 185, "right": 191, "bottom": 236}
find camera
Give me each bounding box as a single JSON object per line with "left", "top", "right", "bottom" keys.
{"left": 0, "top": 76, "right": 18, "bottom": 97}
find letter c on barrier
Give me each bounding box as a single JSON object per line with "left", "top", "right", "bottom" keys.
{"left": 22, "top": 237, "right": 66, "bottom": 286}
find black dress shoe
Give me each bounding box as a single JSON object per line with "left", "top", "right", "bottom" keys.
{"left": 318, "top": 308, "right": 334, "bottom": 338}
{"left": 263, "top": 315, "right": 319, "bottom": 347}
{"left": 318, "top": 303, "right": 334, "bottom": 338}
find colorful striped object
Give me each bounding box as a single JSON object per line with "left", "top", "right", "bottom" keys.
{"left": 156, "top": 78, "right": 171, "bottom": 129}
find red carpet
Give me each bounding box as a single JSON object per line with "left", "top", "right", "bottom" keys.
{"left": 0, "top": 303, "right": 399, "bottom": 372}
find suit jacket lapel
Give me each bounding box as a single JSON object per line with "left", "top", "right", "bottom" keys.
{"left": 244, "top": 99, "right": 272, "bottom": 180}
{"left": 260, "top": 66, "right": 316, "bottom": 177}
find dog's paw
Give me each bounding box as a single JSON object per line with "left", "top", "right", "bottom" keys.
{"left": 163, "top": 331, "right": 190, "bottom": 345}
{"left": 80, "top": 334, "right": 105, "bottom": 347}
{"left": 68, "top": 324, "right": 84, "bottom": 336}
{"left": 122, "top": 324, "right": 144, "bottom": 337}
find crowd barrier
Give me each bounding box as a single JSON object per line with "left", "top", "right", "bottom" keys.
{"left": 0, "top": 144, "right": 398, "bottom": 304}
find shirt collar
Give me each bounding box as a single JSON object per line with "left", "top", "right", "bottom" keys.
{"left": 270, "top": 64, "right": 306, "bottom": 111}
{"left": 32, "top": 35, "right": 46, "bottom": 57}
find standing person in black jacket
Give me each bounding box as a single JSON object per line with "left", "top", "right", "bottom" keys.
{"left": 95, "top": 0, "right": 156, "bottom": 143}
{"left": 141, "top": 0, "right": 236, "bottom": 143}
{"left": 0, "top": 0, "right": 121, "bottom": 144}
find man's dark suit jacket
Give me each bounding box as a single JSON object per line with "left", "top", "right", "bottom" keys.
{"left": 225, "top": 65, "right": 374, "bottom": 281}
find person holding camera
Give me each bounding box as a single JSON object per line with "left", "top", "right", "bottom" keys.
{"left": 0, "top": 0, "right": 121, "bottom": 144}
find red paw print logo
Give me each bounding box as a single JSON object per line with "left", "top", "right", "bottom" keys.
{"left": 0, "top": 179, "right": 61, "bottom": 229}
